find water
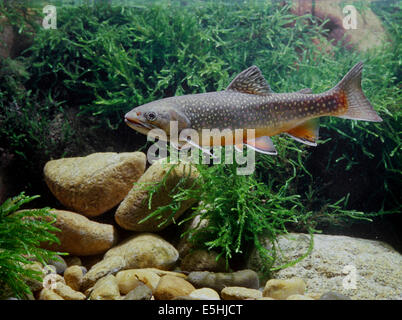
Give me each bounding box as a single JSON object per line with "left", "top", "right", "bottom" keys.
{"left": 0, "top": 0, "right": 401, "bottom": 300}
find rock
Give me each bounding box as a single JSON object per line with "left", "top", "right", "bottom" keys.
{"left": 221, "top": 287, "right": 262, "bottom": 300}
{"left": 41, "top": 209, "right": 118, "bottom": 256}
{"left": 46, "top": 255, "right": 67, "bottom": 275}
{"left": 44, "top": 152, "right": 146, "bottom": 217}
{"left": 189, "top": 288, "right": 220, "bottom": 300}
{"left": 80, "top": 266, "right": 88, "bottom": 275}
{"left": 39, "top": 288, "right": 64, "bottom": 300}
{"left": 0, "top": 13, "right": 36, "bottom": 59}
{"left": 154, "top": 275, "right": 196, "bottom": 300}
{"left": 141, "top": 268, "right": 187, "bottom": 279}
{"left": 187, "top": 269, "right": 259, "bottom": 292}
{"left": 250, "top": 233, "right": 402, "bottom": 300}
{"left": 103, "top": 233, "right": 179, "bottom": 269}
{"left": 115, "top": 158, "right": 200, "bottom": 231}
{"left": 181, "top": 249, "right": 227, "bottom": 272}
{"left": 64, "top": 265, "right": 84, "bottom": 291}
{"left": 319, "top": 291, "right": 351, "bottom": 300}
{"left": 90, "top": 275, "right": 120, "bottom": 300}
{"left": 82, "top": 234, "right": 178, "bottom": 290}
{"left": 286, "top": 294, "right": 315, "bottom": 300}
{"left": 65, "top": 256, "right": 82, "bottom": 267}
{"left": 115, "top": 269, "right": 159, "bottom": 294}
{"left": 82, "top": 256, "right": 125, "bottom": 291}
{"left": 123, "top": 283, "right": 153, "bottom": 300}
{"left": 172, "top": 296, "right": 202, "bottom": 300}
{"left": 290, "top": 0, "right": 388, "bottom": 51}
{"left": 263, "top": 278, "right": 306, "bottom": 300}
{"left": 177, "top": 214, "right": 210, "bottom": 257}
{"left": 53, "top": 282, "right": 86, "bottom": 300}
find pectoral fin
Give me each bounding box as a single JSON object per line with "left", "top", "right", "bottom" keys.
{"left": 234, "top": 143, "right": 244, "bottom": 153}
{"left": 286, "top": 119, "right": 319, "bottom": 146}
{"left": 245, "top": 136, "right": 277, "bottom": 155}
{"left": 170, "top": 141, "right": 192, "bottom": 151}
{"left": 184, "top": 138, "right": 218, "bottom": 159}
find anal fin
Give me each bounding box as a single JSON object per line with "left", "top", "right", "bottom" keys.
{"left": 245, "top": 136, "right": 277, "bottom": 155}
{"left": 286, "top": 119, "right": 319, "bottom": 146}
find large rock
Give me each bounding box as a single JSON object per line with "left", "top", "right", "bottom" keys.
{"left": 0, "top": 13, "right": 36, "bottom": 59}
{"left": 123, "top": 282, "right": 153, "bottom": 300}
{"left": 53, "top": 282, "right": 86, "bottom": 300}
{"left": 64, "top": 265, "right": 84, "bottom": 291}
{"left": 44, "top": 152, "right": 146, "bottom": 217}
{"left": 41, "top": 209, "right": 118, "bottom": 256}
{"left": 248, "top": 233, "right": 402, "bottom": 300}
{"left": 82, "top": 233, "right": 179, "bottom": 290}
{"left": 221, "top": 287, "right": 263, "bottom": 300}
{"left": 187, "top": 270, "right": 259, "bottom": 292}
{"left": 291, "top": 0, "right": 387, "bottom": 51}
{"left": 116, "top": 269, "right": 159, "bottom": 294}
{"left": 181, "top": 249, "right": 226, "bottom": 272}
{"left": 262, "top": 278, "right": 306, "bottom": 300}
{"left": 115, "top": 158, "right": 200, "bottom": 231}
{"left": 153, "top": 275, "right": 196, "bottom": 300}
{"left": 89, "top": 275, "right": 120, "bottom": 300}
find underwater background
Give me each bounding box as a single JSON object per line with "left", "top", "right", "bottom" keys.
{"left": 0, "top": 0, "right": 401, "bottom": 300}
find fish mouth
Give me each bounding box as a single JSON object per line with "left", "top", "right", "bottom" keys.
{"left": 124, "top": 117, "right": 154, "bottom": 131}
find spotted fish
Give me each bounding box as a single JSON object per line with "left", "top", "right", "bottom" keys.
{"left": 125, "top": 62, "right": 382, "bottom": 155}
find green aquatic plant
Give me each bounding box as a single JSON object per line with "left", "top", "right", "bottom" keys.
{"left": 21, "top": 0, "right": 400, "bottom": 213}
{"left": 0, "top": 0, "right": 399, "bottom": 268}
{"left": 138, "top": 149, "right": 375, "bottom": 274}
{"left": 0, "top": 193, "right": 61, "bottom": 299}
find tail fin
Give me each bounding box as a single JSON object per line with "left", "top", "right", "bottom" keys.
{"left": 334, "top": 62, "right": 382, "bottom": 122}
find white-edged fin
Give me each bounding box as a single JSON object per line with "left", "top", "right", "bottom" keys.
{"left": 185, "top": 138, "right": 218, "bottom": 159}
{"left": 245, "top": 136, "right": 277, "bottom": 155}
{"left": 285, "top": 118, "right": 319, "bottom": 146}
{"left": 170, "top": 141, "right": 191, "bottom": 150}
{"left": 285, "top": 133, "right": 317, "bottom": 146}
{"left": 226, "top": 65, "right": 273, "bottom": 96}
{"left": 234, "top": 143, "right": 244, "bottom": 153}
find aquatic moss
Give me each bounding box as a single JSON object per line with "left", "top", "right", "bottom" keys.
{"left": 0, "top": 193, "right": 62, "bottom": 299}
{"left": 138, "top": 149, "right": 373, "bottom": 274}
{"left": 0, "top": 0, "right": 400, "bottom": 258}
{"left": 18, "top": 0, "right": 399, "bottom": 212}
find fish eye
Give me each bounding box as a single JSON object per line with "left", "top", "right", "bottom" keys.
{"left": 146, "top": 111, "right": 157, "bottom": 121}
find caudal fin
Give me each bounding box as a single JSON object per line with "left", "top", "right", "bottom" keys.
{"left": 334, "top": 62, "right": 382, "bottom": 122}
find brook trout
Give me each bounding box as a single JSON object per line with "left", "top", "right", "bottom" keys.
{"left": 125, "top": 62, "right": 382, "bottom": 155}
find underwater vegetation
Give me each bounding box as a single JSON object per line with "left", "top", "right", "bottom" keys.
{"left": 0, "top": 193, "right": 61, "bottom": 299}
{"left": 0, "top": 0, "right": 401, "bottom": 297}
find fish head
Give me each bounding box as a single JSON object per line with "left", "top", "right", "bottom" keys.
{"left": 124, "top": 99, "right": 191, "bottom": 138}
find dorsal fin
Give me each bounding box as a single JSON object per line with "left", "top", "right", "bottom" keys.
{"left": 226, "top": 65, "right": 273, "bottom": 96}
